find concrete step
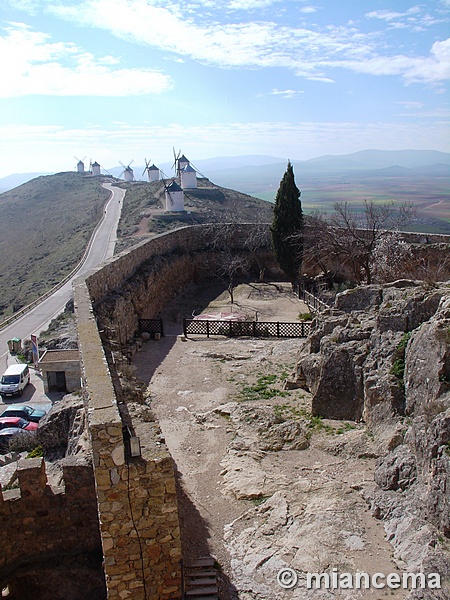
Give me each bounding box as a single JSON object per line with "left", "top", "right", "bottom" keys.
{"left": 185, "top": 570, "right": 216, "bottom": 578}
{"left": 186, "top": 557, "right": 215, "bottom": 569}
{"left": 185, "top": 586, "right": 218, "bottom": 597}
{"left": 185, "top": 576, "right": 216, "bottom": 585}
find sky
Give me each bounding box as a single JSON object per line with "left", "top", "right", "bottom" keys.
{"left": 0, "top": 0, "right": 449, "bottom": 178}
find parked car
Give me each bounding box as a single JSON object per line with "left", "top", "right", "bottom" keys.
{"left": 1, "top": 404, "right": 46, "bottom": 423}
{"left": 0, "top": 364, "right": 30, "bottom": 397}
{"left": 0, "top": 417, "right": 38, "bottom": 432}
{"left": 0, "top": 428, "right": 29, "bottom": 454}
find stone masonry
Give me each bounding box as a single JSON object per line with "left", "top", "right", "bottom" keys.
{"left": 0, "top": 456, "right": 104, "bottom": 599}
{"left": 75, "top": 280, "right": 181, "bottom": 600}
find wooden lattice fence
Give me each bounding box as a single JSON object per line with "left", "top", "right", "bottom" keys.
{"left": 183, "top": 319, "right": 311, "bottom": 339}
{"left": 139, "top": 318, "right": 164, "bottom": 337}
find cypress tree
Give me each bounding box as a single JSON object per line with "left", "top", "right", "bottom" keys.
{"left": 270, "top": 161, "right": 304, "bottom": 288}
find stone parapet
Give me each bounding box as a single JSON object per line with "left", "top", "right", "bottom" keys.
{"left": 74, "top": 277, "right": 182, "bottom": 599}
{"left": 0, "top": 456, "right": 102, "bottom": 594}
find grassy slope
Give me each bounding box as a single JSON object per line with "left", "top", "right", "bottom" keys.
{"left": 0, "top": 172, "right": 109, "bottom": 319}
{"left": 114, "top": 177, "right": 274, "bottom": 251}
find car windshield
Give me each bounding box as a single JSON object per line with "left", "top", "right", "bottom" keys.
{"left": 17, "top": 419, "right": 29, "bottom": 428}
{"left": 1, "top": 375, "right": 19, "bottom": 384}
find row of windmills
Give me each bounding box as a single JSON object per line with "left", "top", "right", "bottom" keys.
{"left": 75, "top": 151, "right": 206, "bottom": 213}
{"left": 75, "top": 157, "right": 104, "bottom": 177}
{"left": 74, "top": 151, "right": 202, "bottom": 190}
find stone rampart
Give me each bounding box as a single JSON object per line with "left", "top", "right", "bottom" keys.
{"left": 74, "top": 278, "right": 182, "bottom": 600}
{"left": 0, "top": 456, "right": 104, "bottom": 599}
{"left": 85, "top": 224, "right": 275, "bottom": 345}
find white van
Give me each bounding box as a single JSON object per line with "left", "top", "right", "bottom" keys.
{"left": 0, "top": 364, "right": 30, "bottom": 397}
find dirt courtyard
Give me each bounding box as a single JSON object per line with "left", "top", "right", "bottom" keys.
{"left": 133, "top": 281, "right": 408, "bottom": 599}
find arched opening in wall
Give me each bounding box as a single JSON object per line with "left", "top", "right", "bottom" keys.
{"left": 4, "top": 552, "right": 107, "bottom": 600}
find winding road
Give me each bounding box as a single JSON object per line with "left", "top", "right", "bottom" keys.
{"left": 0, "top": 182, "right": 125, "bottom": 372}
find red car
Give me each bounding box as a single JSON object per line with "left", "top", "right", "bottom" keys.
{"left": 0, "top": 417, "right": 38, "bottom": 432}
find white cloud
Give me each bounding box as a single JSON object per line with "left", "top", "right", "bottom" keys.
{"left": 299, "top": 6, "right": 318, "bottom": 14}
{"left": 270, "top": 88, "right": 304, "bottom": 98}
{"left": 44, "top": 0, "right": 450, "bottom": 86}
{"left": 0, "top": 22, "right": 173, "bottom": 97}
{"left": 365, "top": 6, "right": 446, "bottom": 30}
{"left": 366, "top": 7, "right": 421, "bottom": 22}
{"left": 331, "top": 38, "right": 450, "bottom": 85}
{"left": 396, "top": 101, "right": 424, "bottom": 109}
{"left": 47, "top": 0, "right": 376, "bottom": 79}
{"left": 5, "top": 0, "right": 450, "bottom": 90}
{"left": 227, "top": 0, "right": 277, "bottom": 9}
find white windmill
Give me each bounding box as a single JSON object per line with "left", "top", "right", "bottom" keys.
{"left": 180, "top": 163, "right": 198, "bottom": 189}
{"left": 180, "top": 158, "right": 207, "bottom": 190}
{"left": 142, "top": 158, "right": 160, "bottom": 182}
{"left": 163, "top": 179, "right": 184, "bottom": 212}
{"left": 91, "top": 161, "right": 101, "bottom": 176}
{"left": 172, "top": 148, "right": 190, "bottom": 179}
{"left": 74, "top": 156, "right": 86, "bottom": 173}
{"left": 119, "top": 160, "right": 134, "bottom": 182}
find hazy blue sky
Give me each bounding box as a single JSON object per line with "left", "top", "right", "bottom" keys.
{"left": 0, "top": 0, "right": 449, "bottom": 177}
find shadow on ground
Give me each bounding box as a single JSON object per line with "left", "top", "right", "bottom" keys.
{"left": 174, "top": 463, "right": 239, "bottom": 600}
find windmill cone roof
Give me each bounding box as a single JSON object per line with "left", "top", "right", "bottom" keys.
{"left": 179, "top": 155, "right": 189, "bottom": 162}
{"left": 149, "top": 164, "right": 159, "bottom": 170}
{"left": 182, "top": 164, "right": 196, "bottom": 172}
{"left": 167, "top": 181, "right": 182, "bottom": 191}
{"left": 92, "top": 161, "right": 100, "bottom": 166}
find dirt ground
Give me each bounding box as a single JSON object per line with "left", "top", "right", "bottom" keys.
{"left": 133, "top": 281, "right": 409, "bottom": 600}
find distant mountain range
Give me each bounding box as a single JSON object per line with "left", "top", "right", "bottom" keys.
{"left": 1, "top": 149, "right": 448, "bottom": 193}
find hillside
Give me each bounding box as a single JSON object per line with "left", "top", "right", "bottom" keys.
{"left": 0, "top": 172, "right": 273, "bottom": 321}
{"left": 0, "top": 172, "right": 109, "bottom": 320}
{"left": 114, "top": 177, "right": 274, "bottom": 252}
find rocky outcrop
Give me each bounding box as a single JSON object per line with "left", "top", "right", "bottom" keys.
{"left": 295, "top": 280, "right": 450, "bottom": 597}
{"left": 296, "top": 281, "right": 448, "bottom": 425}
{"left": 37, "top": 394, "right": 89, "bottom": 457}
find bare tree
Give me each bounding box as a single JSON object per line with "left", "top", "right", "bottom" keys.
{"left": 203, "top": 223, "right": 251, "bottom": 303}
{"left": 304, "top": 200, "right": 415, "bottom": 284}
{"left": 244, "top": 222, "right": 271, "bottom": 281}
{"left": 370, "top": 232, "right": 413, "bottom": 282}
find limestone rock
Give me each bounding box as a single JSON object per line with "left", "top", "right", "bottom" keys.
{"left": 404, "top": 295, "right": 450, "bottom": 415}
{"left": 311, "top": 343, "right": 365, "bottom": 420}
{"left": 37, "top": 395, "right": 90, "bottom": 457}
{"left": 335, "top": 285, "right": 383, "bottom": 312}
{"left": 374, "top": 446, "right": 416, "bottom": 491}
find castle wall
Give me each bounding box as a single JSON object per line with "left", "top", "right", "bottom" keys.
{"left": 74, "top": 279, "right": 182, "bottom": 600}
{"left": 0, "top": 457, "right": 105, "bottom": 599}
{"left": 85, "top": 224, "right": 275, "bottom": 345}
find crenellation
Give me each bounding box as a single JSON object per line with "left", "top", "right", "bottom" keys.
{"left": 16, "top": 457, "right": 48, "bottom": 496}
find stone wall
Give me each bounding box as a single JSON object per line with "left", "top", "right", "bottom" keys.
{"left": 74, "top": 279, "right": 182, "bottom": 600}
{"left": 0, "top": 456, "right": 105, "bottom": 600}
{"left": 85, "top": 224, "right": 277, "bottom": 345}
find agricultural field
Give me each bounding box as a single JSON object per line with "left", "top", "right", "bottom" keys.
{"left": 252, "top": 173, "right": 450, "bottom": 234}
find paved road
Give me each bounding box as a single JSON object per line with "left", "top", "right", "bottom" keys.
{"left": 0, "top": 182, "right": 125, "bottom": 375}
